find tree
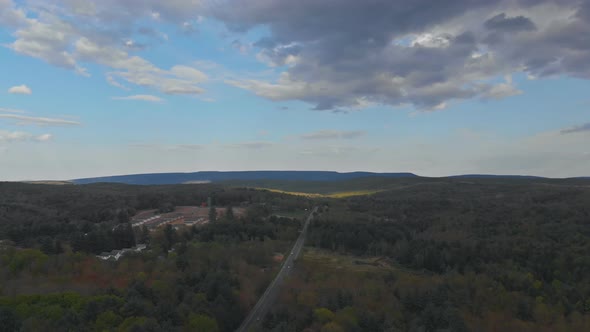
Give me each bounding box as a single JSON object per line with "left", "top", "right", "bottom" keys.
{"left": 136, "top": 225, "right": 150, "bottom": 245}
{"left": 186, "top": 314, "right": 219, "bottom": 332}
{"left": 314, "top": 308, "right": 335, "bottom": 324}
{"left": 164, "top": 224, "right": 177, "bottom": 251}
{"left": 117, "top": 210, "right": 130, "bottom": 223}
{"left": 40, "top": 237, "right": 55, "bottom": 255}
{"left": 225, "top": 206, "right": 235, "bottom": 221}
{"left": 158, "top": 202, "right": 174, "bottom": 214}
{"left": 322, "top": 322, "right": 344, "bottom": 332}
{"left": 94, "top": 311, "right": 122, "bottom": 331}
{"left": 0, "top": 307, "right": 21, "bottom": 332}
{"left": 54, "top": 240, "right": 64, "bottom": 254}
{"left": 113, "top": 223, "right": 136, "bottom": 249}
{"left": 209, "top": 206, "right": 217, "bottom": 223}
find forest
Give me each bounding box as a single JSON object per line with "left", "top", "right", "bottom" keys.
{"left": 262, "top": 180, "right": 590, "bottom": 331}
{"left": 1, "top": 178, "right": 589, "bottom": 331}
{"left": 0, "top": 182, "right": 309, "bottom": 331}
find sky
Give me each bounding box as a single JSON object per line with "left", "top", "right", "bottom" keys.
{"left": 1, "top": 0, "right": 589, "bottom": 180}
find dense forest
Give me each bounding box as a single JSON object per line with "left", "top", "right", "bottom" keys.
{"left": 1, "top": 179, "right": 590, "bottom": 331}
{"left": 0, "top": 182, "right": 309, "bottom": 331}
{"left": 262, "top": 180, "right": 590, "bottom": 331}
{"left": 0, "top": 182, "right": 308, "bottom": 253}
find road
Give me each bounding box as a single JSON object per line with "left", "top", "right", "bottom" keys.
{"left": 236, "top": 206, "right": 318, "bottom": 332}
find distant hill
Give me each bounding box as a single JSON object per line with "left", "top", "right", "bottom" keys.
{"left": 449, "top": 174, "right": 547, "bottom": 179}
{"left": 71, "top": 171, "right": 590, "bottom": 186}
{"left": 72, "top": 171, "right": 418, "bottom": 185}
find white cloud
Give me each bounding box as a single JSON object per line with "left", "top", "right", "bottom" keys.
{"left": 0, "top": 130, "right": 29, "bottom": 142}
{"left": 106, "top": 75, "right": 129, "bottom": 89}
{"left": 8, "top": 84, "right": 32, "bottom": 95}
{"left": 3, "top": 2, "right": 209, "bottom": 95}
{"left": 0, "top": 107, "right": 26, "bottom": 113}
{"left": 170, "top": 65, "right": 208, "bottom": 82}
{"left": 301, "top": 130, "right": 366, "bottom": 140}
{"left": 226, "top": 72, "right": 322, "bottom": 102}
{"left": 0, "top": 0, "right": 28, "bottom": 27}
{"left": 0, "top": 113, "right": 81, "bottom": 126}
{"left": 0, "top": 130, "right": 52, "bottom": 143}
{"left": 76, "top": 37, "right": 207, "bottom": 95}
{"left": 36, "top": 133, "right": 53, "bottom": 141}
{"left": 480, "top": 75, "right": 523, "bottom": 100}
{"left": 411, "top": 33, "right": 451, "bottom": 48}
{"left": 8, "top": 13, "right": 87, "bottom": 75}
{"left": 481, "top": 83, "right": 523, "bottom": 100}
{"left": 431, "top": 102, "right": 448, "bottom": 111}
{"left": 62, "top": 0, "right": 97, "bottom": 16}
{"left": 112, "top": 95, "right": 164, "bottom": 102}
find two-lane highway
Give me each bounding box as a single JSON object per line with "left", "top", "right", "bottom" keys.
{"left": 236, "top": 206, "right": 318, "bottom": 332}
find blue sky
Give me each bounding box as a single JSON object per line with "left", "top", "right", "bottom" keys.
{"left": 1, "top": 0, "right": 589, "bottom": 180}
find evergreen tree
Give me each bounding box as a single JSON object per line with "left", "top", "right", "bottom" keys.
{"left": 117, "top": 209, "right": 130, "bottom": 223}
{"left": 225, "top": 206, "right": 234, "bottom": 221}
{"left": 40, "top": 237, "right": 55, "bottom": 255}
{"left": 209, "top": 206, "right": 217, "bottom": 223}
{"left": 140, "top": 225, "right": 150, "bottom": 244}
{"left": 163, "top": 224, "right": 176, "bottom": 251}
{"left": 0, "top": 308, "right": 21, "bottom": 332}
{"left": 55, "top": 239, "right": 64, "bottom": 254}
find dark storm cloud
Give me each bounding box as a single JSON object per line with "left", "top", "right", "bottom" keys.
{"left": 5, "top": 0, "right": 589, "bottom": 111}
{"left": 576, "top": 1, "right": 590, "bottom": 21}
{"left": 210, "top": 0, "right": 590, "bottom": 111}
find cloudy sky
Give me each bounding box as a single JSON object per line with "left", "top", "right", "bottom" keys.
{"left": 1, "top": 0, "right": 589, "bottom": 180}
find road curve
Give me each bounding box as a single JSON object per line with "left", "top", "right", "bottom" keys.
{"left": 236, "top": 206, "right": 318, "bottom": 332}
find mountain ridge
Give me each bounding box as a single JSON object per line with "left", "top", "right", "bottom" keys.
{"left": 71, "top": 171, "right": 590, "bottom": 185}
{"left": 72, "top": 171, "right": 418, "bottom": 185}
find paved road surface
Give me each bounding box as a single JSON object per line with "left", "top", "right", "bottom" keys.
{"left": 236, "top": 206, "right": 318, "bottom": 332}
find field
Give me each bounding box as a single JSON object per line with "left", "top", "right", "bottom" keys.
{"left": 255, "top": 187, "right": 384, "bottom": 198}
{"left": 224, "top": 176, "right": 590, "bottom": 197}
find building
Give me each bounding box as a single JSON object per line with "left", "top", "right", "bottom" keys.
{"left": 97, "top": 244, "right": 147, "bottom": 261}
